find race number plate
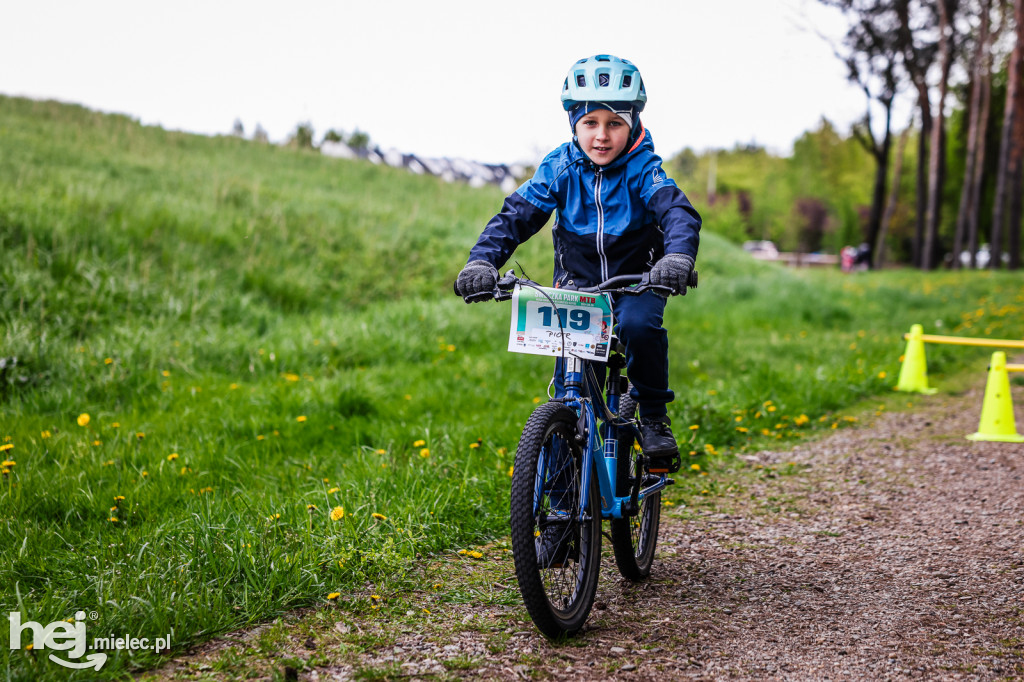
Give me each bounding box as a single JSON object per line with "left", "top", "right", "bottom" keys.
{"left": 508, "top": 285, "right": 613, "bottom": 361}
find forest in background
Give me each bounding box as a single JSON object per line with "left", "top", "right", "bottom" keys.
{"left": 666, "top": 0, "right": 1024, "bottom": 271}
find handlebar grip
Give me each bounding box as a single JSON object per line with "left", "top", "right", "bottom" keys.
{"left": 463, "top": 291, "right": 495, "bottom": 304}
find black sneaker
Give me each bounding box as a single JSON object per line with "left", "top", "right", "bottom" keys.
{"left": 535, "top": 519, "right": 575, "bottom": 568}
{"left": 641, "top": 415, "right": 681, "bottom": 473}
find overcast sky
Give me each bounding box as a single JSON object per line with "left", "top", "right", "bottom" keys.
{"left": 1, "top": 0, "right": 881, "bottom": 165}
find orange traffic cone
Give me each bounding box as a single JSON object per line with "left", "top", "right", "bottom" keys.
{"left": 967, "top": 351, "right": 1024, "bottom": 443}
{"left": 896, "top": 324, "right": 937, "bottom": 394}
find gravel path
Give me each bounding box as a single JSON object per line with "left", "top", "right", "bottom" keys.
{"left": 149, "top": 383, "right": 1024, "bottom": 681}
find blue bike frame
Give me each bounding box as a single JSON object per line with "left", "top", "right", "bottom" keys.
{"left": 559, "top": 355, "right": 670, "bottom": 520}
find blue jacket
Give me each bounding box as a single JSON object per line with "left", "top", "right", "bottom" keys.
{"left": 468, "top": 126, "right": 701, "bottom": 287}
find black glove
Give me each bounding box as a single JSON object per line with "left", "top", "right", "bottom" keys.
{"left": 649, "top": 253, "right": 695, "bottom": 295}
{"left": 455, "top": 260, "right": 499, "bottom": 301}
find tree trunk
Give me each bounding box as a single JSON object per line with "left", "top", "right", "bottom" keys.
{"left": 913, "top": 107, "right": 931, "bottom": 267}
{"left": 992, "top": 0, "right": 1024, "bottom": 270}
{"left": 877, "top": 126, "right": 911, "bottom": 269}
{"left": 896, "top": 0, "right": 934, "bottom": 269}
{"left": 923, "top": 0, "right": 956, "bottom": 270}
{"left": 954, "top": 0, "right": 992, "bottom": 269}
{"left": 866, "top": 108, "right": 894, "bottom": 269}
{"left": 968, "top": 50, "right": 994, "bottom": 269}
{"left": 1007, "top": 0, "right": 1024, "bottom": 269}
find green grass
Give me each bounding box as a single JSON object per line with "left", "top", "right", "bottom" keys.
{"left": 2, "top": 95, "right": 1023, "bottom": 680}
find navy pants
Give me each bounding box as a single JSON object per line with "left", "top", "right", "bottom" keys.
{"left": 553, "top": 290, "right": 672, "bottom": 418}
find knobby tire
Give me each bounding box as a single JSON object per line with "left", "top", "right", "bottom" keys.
{"left": 509, "top": 402, "right": 601, "bottom": 638}
{"left": 609, "top": 388, "right": 661, "bottom": 580}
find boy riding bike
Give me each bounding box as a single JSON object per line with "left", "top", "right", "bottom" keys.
{"left": 456, "top": 54, "right": 701, "bottom": 475}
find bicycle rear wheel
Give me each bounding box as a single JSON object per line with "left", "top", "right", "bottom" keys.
{"left": 509, "top": 402, "right": 601, "bottom": 638}
{"left": 610, "top": 388, "right": 661, "bottom": 580}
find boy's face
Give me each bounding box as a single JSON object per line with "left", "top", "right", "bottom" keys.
{"left": 574, "top": 109, "right": 631, "bottom": 166}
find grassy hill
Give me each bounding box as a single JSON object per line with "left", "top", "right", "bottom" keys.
{"left": 2, "top": 95, "right": 1022, "bottom": 680}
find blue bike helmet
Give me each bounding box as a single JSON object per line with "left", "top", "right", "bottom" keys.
{"left": 561, "top": 55, "right": 647, "bottom": 111}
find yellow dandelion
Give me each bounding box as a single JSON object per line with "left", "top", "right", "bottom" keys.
{"left": 877, "top": 371, "right": 887, "bottom": 379}
{"left": 371, "top": 512, "right": 387, "bottom": 521}
{"left": 322, "top": 478, "right": 329, "bottom": 483}
{"left": 167, "top": 453, "right": 179, "bottom": 461}
{"left": 736, "top": 427, "right": 749, "bottom": 433}
{"left": 689, "top": 424, "right": 699, "bottom": 431}
{"left": 161, "top": 370, "right": 170, "bottom": 377}
{"left": 468, "top": 550, "right": 483, "bottom": 559}
{"left": 268, "top": 513, "right": 280, "bottom": 520}
{"left": 419, "top": 448, "right": 430, "bottom": 458}
{"left": 136, "top": 432, "right": 145, "bottom": 440}
{"left": 92, "top": 440, "right": 101, "bottom": 446}
{"left": 108, "top": 517, "right": 118, "bottom": 523}
{"left": 77, "top": 413, "right": 90, "bottom": 427}
{"left": 327, "top": 592, "right": 341, "bottom": 600}
{"left": 229, "top": 383, "right": 239, "bottom": 390}
{"left": 508, "top": 465, "right": 514, "bottom": 477}
{"left": 296, "top": 415, "right": 307, "bottom": 423}
{"left": 1, "top": 460, "right": 14, "bottom": 467}
{"left": 110, "top": 423, "right": 120, "bottom": 429}
{"left": 794, "top": 414, "right": 810, "bottom": 426}
{"left": 664, "top": 500, "right": 676, "bottom": 507}
{"left": 446, "top": 344, "right": 456, "bottom": 352}
{"left": 41, "top": 431, "right": 51, "bottom": 439}
{"left": 422, "top": 608, "right": 431, "bottom": 614}
{"left": 413, "top": 439, "right": 426, "bottom": 447}
{"left": 331, "top": 506, "right": 345, "bottom": 521}
{"left": 257, "top": 435, "right": 265, "bottom": 441}
{"left": 690, "top": 463, "right": 701, "bottom": 472}
{"left": 327, "top": 487, "right": 340, "bottom": 494}
{"left": 283, "top": 373, "right": 300, "bottom": 382}
{"left": 114, "top": 495, "right": 125, "bottom": 502}
{"left": 141, "top": 471, "right": 148, "bottom": 477}
{"left": 104, "top": 358, "right": 113, "bottom": 365}
{"left": 307, "top": 504, "right": 317, "bottom": 511}
{"left": 469, "top": 442, "right": 480, "bottom": 449}
{"left": 375, "top": 448, "right": 386, "bottom": 454}
{"left": 404, "top": 394, "right": 412, "bottom": 400}
{"left": 532, "top": 397, "right": 541, "bottom": 403}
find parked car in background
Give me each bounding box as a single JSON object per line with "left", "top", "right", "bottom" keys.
{"left": 958, "top": 244, "right": 1009, "bottom": 269}
{"left": 742, "top": 240, "right": 779, "bottom": 260}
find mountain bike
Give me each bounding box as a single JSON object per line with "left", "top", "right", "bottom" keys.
{"left": 461, "top": 269, "right": 696, "bottom": 638}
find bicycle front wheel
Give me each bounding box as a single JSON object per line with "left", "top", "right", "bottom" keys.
{"left": 509, "top": 402, "right": 601, "bottom": 638}
{"left": 610, "top": 388, "right": 661, "bottom": 580}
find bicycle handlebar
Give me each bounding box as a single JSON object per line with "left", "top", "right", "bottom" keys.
{"left": 454, "top": 268, "right": 697, "bottom": 303}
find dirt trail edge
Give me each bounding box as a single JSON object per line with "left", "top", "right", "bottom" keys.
{"left": 145, "top": 384, "right": 1024, "bottom": 681}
